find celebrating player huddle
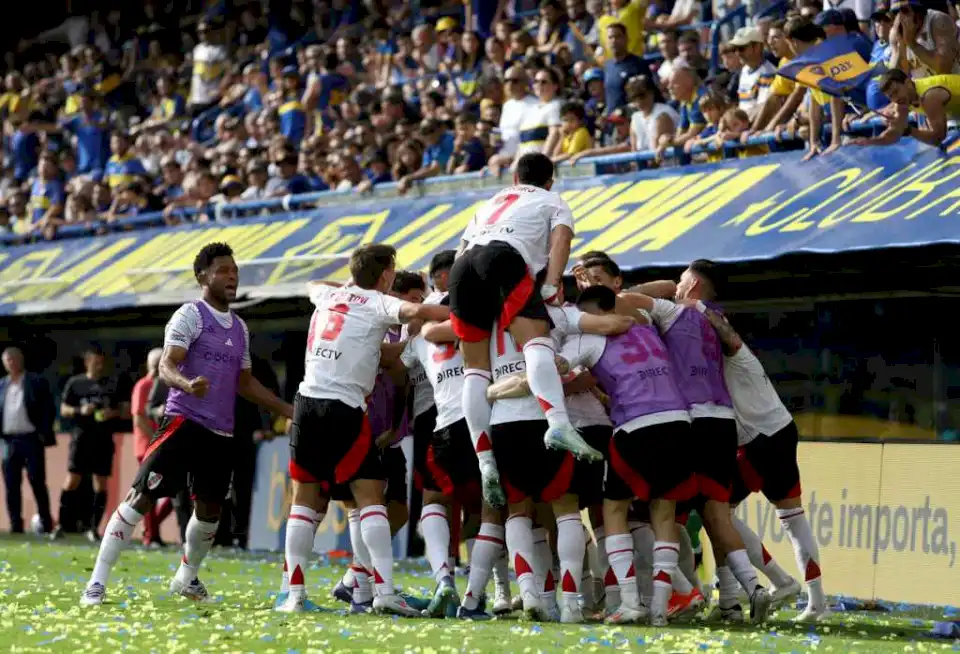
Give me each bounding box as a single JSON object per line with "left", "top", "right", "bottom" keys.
{"left": 78, "top": 152, "right": 826, "bottom": 627}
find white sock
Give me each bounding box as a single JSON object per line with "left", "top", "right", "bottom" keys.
{"left": 90, "top": 502, "right": 144, "bottom": 587}
{"left": 492, "top": 549, "right": 511, "bottom": 598}
{"left": 505, "top": 515, "right": 539, "bottom": 598}
{"left": 346, "top": 508, "right": 373, "bottom": 603}
{"left": 360, "top": 505, "right": 394, "bottom": 596}
{"left": 342, "top": 509, "right": 360, "bottom": 585}
{"left": 594, "top": 526, "right": 620, "bottom": 610}
{"left": 734, "top": 514, "right": 793, "bottom": 589}
{"left": 556, "top": 513, "right": 584, "bottom": 607}
{"left": 605, "top": 533, "right": 640, "bottom": 610}
{"left": 174, "top": 513, "right": 220, "bottom": 585}
{"left": 717, "top": 565, "right": 741, "bottom": 610}
{"left": 420, "top": 504, "right": 452, "bottom": 583}
{"left": 582, "top": 529, "right": 597, "bottom": 607}
{"left": 279, "top": 560, "right": 289, "bottom": 596}
{"left": 651, "top": 540, "right": 679, "bottom": 619}
{"left": 531, "top": 526, "right": 555, "bottom": 605}
{"left": 463, "top": 369, "right": 496, "bottom": 466}
{"left": 631, "top": 521, "right": 655, "bottom": 607}
{"left": 464, "top": 523, "right": 503, "bottom": 609}
{"left": 778, "top": 507, "right": 826, "bottom": 609}
{"left": 521, "top": 337, "right": 570, "bottom": 428}
{"left": 284, "top": 505, "right": 319, "bottom": 598}
{"left": 466, "top": 537, "right": 476, "bottom": 564}
{"left": 727, "top": 548, "right": 763, "bottom": 596}
{"left": 677, "top": 524, "right": 701, "bottom": 594}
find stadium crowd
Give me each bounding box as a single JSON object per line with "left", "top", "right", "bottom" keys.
{"left": 0, "top": 0, "right": 957, "bottom": 242}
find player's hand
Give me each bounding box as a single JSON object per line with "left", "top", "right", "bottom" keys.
{"left": 79, "top": 403, "right": 96, "bottom": 417}
{"left": 187, "top": 376, "right": 210, "bottom": 398}
{"left": 376, "top": 430, "right": 395, "bottom": 449}
{"left": 609, "top": 314, "right": 637, "bottom": 334}
{"left": 540, "top": 283, "right": 562, "bottom": 306}
{"left": 555, "top": 356, "right": 571, "bottom": 375}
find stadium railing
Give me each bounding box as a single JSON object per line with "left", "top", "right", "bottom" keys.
{"left": 0, "top": 116, "right": 934, "bottom": 246}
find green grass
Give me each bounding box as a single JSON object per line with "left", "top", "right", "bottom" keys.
{"left": 0, "top": 537, "right": 954, "bottom": 653}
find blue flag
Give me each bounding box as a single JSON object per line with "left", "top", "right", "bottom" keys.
{"left": 777, "top": 34, "right": 881, "bottom": 106}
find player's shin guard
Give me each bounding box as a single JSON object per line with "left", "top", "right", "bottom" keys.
{"left": 90, "top": 502, "right": 144, "bottom": 587}
{"left": 359, "top": 505, "right": 395, "bottom": 596}
{"left": 284, "top": 505, "right": 320, "bottom": 599}
{"left": 462, "top": 368, "right": 493, "bottom": 453}
{"left": 464, "top": 523, "right": 504, "bottom": 609}
{"left": 521, "top": 338, "right": 570, "bottom": 429}
{"left": 651, "top": 541, "right": 680, "bottom": 620}
{"left": 556, "top": 513, "right": 585, "bottom": 609}
{"left": 606, "top": 533, "right": 640, "bottom": 610}
{"left": 778, "top": 508, "right": 825, "bottom": 609}
{"left": 631, "top": 521, "right": 655, "bottom": 606}
{"left": 420, "top": 504, "right": 452, "bottom": 583}
{"left": 734, "top": 514, "right": 794, "bottom": 589}
{"left": 505, "top": 516, "right": 539, "bottom": 599}
{"left": 175, "top": 513, "right": 220, "bottom": 585}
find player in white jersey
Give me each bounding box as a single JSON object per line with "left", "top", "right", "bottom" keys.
{"left": 448, "top": 152, "right": 603, "bottom": 509}
{"left": 277, "top": 244, "right": 449, "bottom": 616}
{"left": 698, "top": 304, "right": 827, "bottom": 623}
{"left": 478, "top": 304, "right": 633, "bottom": 623}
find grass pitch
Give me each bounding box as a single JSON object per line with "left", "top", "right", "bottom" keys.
{"left": 0, "top": 536, "right": 954, "bottom": 653}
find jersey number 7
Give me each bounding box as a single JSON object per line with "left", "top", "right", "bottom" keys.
{"left": 485, "top": 193, "right": 520, "bottom": 226}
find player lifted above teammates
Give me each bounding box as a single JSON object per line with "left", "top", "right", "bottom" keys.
{"left": 449, "top": 152, "right": 603, "bottom": 507}
{"left": 81, "top": 243, "right": 294, "bottom": 606}
{"left": 280, "top": 244, "right": 449, "bottom": 616}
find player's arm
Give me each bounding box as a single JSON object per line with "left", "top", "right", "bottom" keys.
{"left": 543, "top": 223, "right": 574, "bottom": 299}
{"left": 557, "top": 333, "right": 604, "bottom": 370}
{"left": 691, "top": 301, "right": 743, "bottom": 356}
{"left": 909, "top": 91, "right": 949, "bottom": 146}
{"left": 380, "top": 341, "right": 408, "bottom": 369}
{"left": 850, "top": 103, "right": 909, "bottom": 146}
{"left": 238, "top": 369, "right": 294, "bottom": 419}
{"left": 60, "top": 378, "right": 84, "bottom": 418}
{"left": 624, "top": 279, "right": 676, "bottom": 298}
{"left": 577, "top": 312, "right": 635, "bottom": 336}
{"left": 421, "top": 319, "right": 456, "bottom": 343}
{"left": 159, "top": 345, "right": 207, "bottom": 396}
{"left": 563, "top": 368, "right": 598, "bottom": 395}
{"left": 398, "top": 302, "right": 450, "bottom": 324}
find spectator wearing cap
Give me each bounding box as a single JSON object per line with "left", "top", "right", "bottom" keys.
{"left": 447, "top": 113, "right": 489, "bottom": 174}
{"left": 889, "top": 0, "right": 960, "bottom": 78}
{"left": 859, "top": 2, "right": 895, "bottom": 112}
{"left": 583, "top": 67, "right": 606, "bottom": 117}
{"left": 278, "top": 66, "right": 307, "bottom": 147}
{"left": 211, "top": 175, "right": 246, "bottom": 205}
{"left": 188, "top": 20, "right": 231, "bottom": 117}
{"left": 58, "top": 89, "right": 110, "bottom": 174}
{"left": 627, "top": 75, "right": 679, "bottom": 154}
{"left": 728, "top": 27, "right": 776, "bottom": 121}
{"left": 104, "top": 132, "right": 147, "bottom": 190}
{"left": 815, "top": 9, "right": 847, "bottom": 37}
{"left": 266, "top": 150, "right": 311, "bottom": 198}
{"left": 603, "top": 23, "right": 653, "bottom": 114}
{"left": 28, "top": 152, "right": 65, "bottom": 237}
{"left": 396, "top": 119, "right": 455, "bottom": 193}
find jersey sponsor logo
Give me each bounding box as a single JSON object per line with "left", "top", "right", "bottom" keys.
{"left": 435, "top": 366, "right": 464, "bottom": 384}
{"left": 202, "top": 350, "right": 242, "bottom": 363}
{"left": 494, "top": 361, "right": 524, "bottom": 378}
{"left": 147, "top": 471, "right": 163, "bottom": 490}
{"left": 313, "top": 347, "right": 343, "bottom": 360}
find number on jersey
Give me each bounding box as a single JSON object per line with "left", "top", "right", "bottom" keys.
{"left": 320, "top": 303, "right": 350, "bottom": 341}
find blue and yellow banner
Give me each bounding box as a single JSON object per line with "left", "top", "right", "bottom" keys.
{"left": 777, "top": 34, "right": 877, "bottom": 104}
{"left": 1, "top": 138, "right": 959, "bottom": 316}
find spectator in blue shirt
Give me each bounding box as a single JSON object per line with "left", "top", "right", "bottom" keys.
{"left": 446, "top": 114, "right": 489, "bottom": 174}
{"left": 278, "top": 66, "right": 307, "bottom": 147}
{"left": 9, "top": 119, "right": 40, "bottom": 183}
{"left": 266, "top": 150, "right": 312, "bottom": 197}
{"left": 58, "top": 90, "right": 110, "bottom": 174}
{"left": 603, "top": 23, "right": 653, "bottom": 113}
{"left": 397, "top": 119, "right": 454, "bottom": 194}
{"left": 29, "top": 152, "right": 65, "bottom": 238}
{"left": 355, "top": 148, "right": 393, "bottom": 193}
{"left": 104, "top": 132, "right": 147, "bottom": 190}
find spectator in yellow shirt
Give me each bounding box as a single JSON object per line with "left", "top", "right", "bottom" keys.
{"left": 597, "top": 0, "right": 649, "bottom": 59}
{"left": 552, "top": 101, "right": 594, "bottom": 162}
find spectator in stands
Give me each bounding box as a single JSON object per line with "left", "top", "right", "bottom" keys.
{"left": 762, "top": 18, "right": 826, "bottom": 140}
{"left": 446, "top": 114, "right": 489, "bottom": 174}
{"left": 627, "top": 75, "right": 679, "bottom": 155}
{"left": 29, "top": 152, "right": 65, "bottom": 240}
{"left": 852, "top": 69, "right": 960, "bottom": 147}
{"left": 746, "top": 20, "right": 793, "bottom": 136}
{"left": 568, "top": 105, "right": 634, "bottom": 164}
{"left": 500, "top": 67, "right": 563, "bottom": 170}
{"left": 678, "top": 32, "right": 710, "bottom": 80}
{"left": 240, "top": 159, "right": 270, "bottom": 201}
{"left": 656, "top": 30, "right": 681, "bottom": 87}
{"left": 826, "top": 0, "right": 874, "bottom": 32}
{"left": 889, "top": 0, "right": 960, "bottom": 78}
{"left": 397, "top": 118, "right": 455, "bottom": 193}
{"left": 266, "top": 150, "right": 312, "bottom": 198}
{"left": 654, "top": 0, "right": 700, "bottom": 29}
{"left": 104, "top": 132, "right": 147, "bottom": 190}
{"left": 0, "top": 347, "right": 54, "bottom": 535}
{"left": 486, "top": 65, "right": 537, "bottom": 174}
{"left": 538, "top": 1, "right": 571, "bottom": 53}
{"left": 552, "top": 100, "right": 594, "bottom": 161}
{"left": 188, "top": 20, "right": 231, "bottom": 116}
{"left": 865, "top": 1, "right": 895, "bottom": 112}
{"left": 58, "top": 89, "right": 110, "bottom": 175}
{"left": 728, "top": 27, "right": 776, "bottom": 121}
{"left": 603, "top": 23, "right": 652, "bottom": 113}
{"left": 659, "top": 64, "right": 706, "bottom": 157}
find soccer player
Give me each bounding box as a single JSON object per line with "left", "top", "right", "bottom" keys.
{"left": 448, "top": 152, "right": 602, "bottom": 509}
{"left": 698, "top": 302, "right": 826, "bottom": 623}
{"left": 618, "top": 260, "right": 774, "bottom": 623}
{"left": 279, "top": 244, "right": 449, "bottom": 615}
{"left": 553, "top": 285, "right": 700, "bottom": 625}
{"left": 80, "top": 242, "right": 294, "bottom": 606}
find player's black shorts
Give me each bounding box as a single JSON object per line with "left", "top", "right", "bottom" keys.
{"left": 606, "top": 420, "right": 696, "bottom": 502}
{"left": 449, "top": 240, "right": 550, "bottom": 342}
{"left": 383, "top": 445, "right": 408, "bottom": 504}
{"left": 574, "top": 425, "right": 612, "bottom": 509}
{"left": 492, "top": 419, "right": 575, "bottom": 504}
{"left": 412, "top": 406, "right": 438, "bottom": 492}
{"left": 690, "top": 416, "right": 739, "bottom": 503}
{"left": 68, "top": 431, "right": 115, "bottom": 477}
{"left": 730, "top": 421, "right": 801, "bottom": 505}
{"left": 424, "top": 418, "right": 482, "bottom": 501}
{"left": 132, "top": 415, "right": 234, "bottom": 503}
{"left": 288, "top": 394, "right": 383, "bottom": 491}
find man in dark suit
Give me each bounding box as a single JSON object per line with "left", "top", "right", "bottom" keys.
{"left": 0, "top": 347, "right": 54, "bottom": 534}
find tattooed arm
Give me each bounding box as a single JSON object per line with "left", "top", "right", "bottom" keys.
{"left": 698, "top": 302, "right": 743, "bottom": 356}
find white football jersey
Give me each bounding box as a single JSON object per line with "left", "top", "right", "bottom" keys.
{"left": 489, "top": 322, "right": 544, "bottom": 425}
{"left": 547, "top": 305, "right": 611, "bottom": 429}
{"left": 462, "top": 185, "right": 575, "bottom": 276}
{"left": 406, "top": 291, "right": 447, "bottom": 419}
{"left": 723, "top": 344, "right": 793, "bottom": 446}
{"left": 401, "top": 335, "right": 465, "bottom": 431}
{"left": 299, "top": 284, "right": 404, "bottom": 409}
